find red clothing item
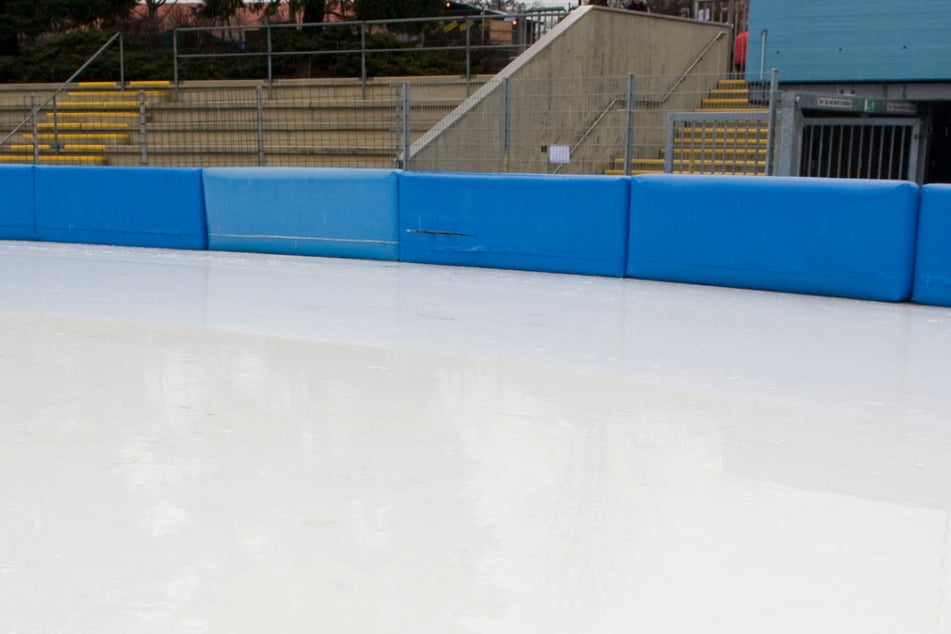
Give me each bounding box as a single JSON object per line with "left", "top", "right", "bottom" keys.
{"left": 734, "top": 31, "right": 748, "bottom": 65}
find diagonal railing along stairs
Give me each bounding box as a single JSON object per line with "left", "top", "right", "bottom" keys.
{"left": 0, "top": 81, "right": 171, "bottom": 166}
{"left": 606, "top": 78, "right": 769, "bottom": 175}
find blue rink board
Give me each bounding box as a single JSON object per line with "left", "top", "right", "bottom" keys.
{"left": 34, "top": 166, "right": 206, "bottom": 249}
{"left": 0, "top": 165, "right": 35, "bottom": 240}
{"left": 627, "top": 175, "right": 920, "bottom": 302}
{"left": 399, "top": 172, "right": 629, "bottom": 277}
{"left": 913, "top": 185, "right": 951, "bottom": 307}
{"left": 203, "top": 168, "right": 399, "bottom": 261}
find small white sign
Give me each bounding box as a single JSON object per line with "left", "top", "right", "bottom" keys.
{"left": 548, "top": 145, "right": 570, "bottom": 164}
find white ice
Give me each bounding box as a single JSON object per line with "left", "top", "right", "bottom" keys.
{"left": 2, "top": 240, "right": 951, "bottom": 634}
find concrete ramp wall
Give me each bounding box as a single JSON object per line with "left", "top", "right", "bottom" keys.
{"left": 409, "top": 6, "right": 731, "bottom": 174}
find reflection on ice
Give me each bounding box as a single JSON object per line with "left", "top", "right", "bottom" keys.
{"left": 2, "top": 240, "right": 951, "bottom": 633}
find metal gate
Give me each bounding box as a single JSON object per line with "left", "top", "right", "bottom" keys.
{"left": 799, "top": 117, "right": 920, "bottom": 181}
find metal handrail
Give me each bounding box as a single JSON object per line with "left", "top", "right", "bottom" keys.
{"left": 172, "top": 10, "right": 568, "bottom": 90}
{"left": 639, "top": 30, "right": 725, "bottom": 107}
{"left": 553, "top": 30, "right": 727, "bottom": 172}
{"left": 552, "top": 96, "right": 622, "bottom": 174}
{"left": 0, "top": 32, "right": 125, "bottom": 150}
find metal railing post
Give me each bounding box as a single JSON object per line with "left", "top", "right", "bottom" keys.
{"left": 759, "top": 29, "right": 767, "bottom": 81}
{"left": 173, "top": 30, "right": 179, "bottom": 91}
{"left": 266, "top": 25, "right": 273, "bottom": 98}
{"left": 401, "top": 82, "right": 411, "bottom": 170}
{"left": 465, "top": 21, "right": 471, "bottom": 92}
{"left": 624, "top": 74, "right": 635, "bottom": 177}
{"left": 52, "top": 95, "right": 60, "bottom": 155}
{"left": 664, "top": 113, "right": 675, "bottom": 173}
{"left": 119, "top": 34, "right": 125, "bottom": 89}
{"left": 360, "top": 23, "right": 368, "bottom": 99}
{"left": 765, "top": 67, "right": 779, "bottom": 176}
{"left": 518, "top": 14, "right": 527, "bottom": 53}
{"left": 30, "top": 95, "right": 38, "bottom": 164}
{"left": 138, "top": 90, "right": 148, "bottom": 165}
{"left": 502, "top": 78, "right": 511, "bottom": 173}
{"left": 256, "top": 85, "right": 266, "bottom": 166}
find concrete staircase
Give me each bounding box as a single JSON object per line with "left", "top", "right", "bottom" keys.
{"left": 606, "top": 79, "right": 769, "bottom": 176}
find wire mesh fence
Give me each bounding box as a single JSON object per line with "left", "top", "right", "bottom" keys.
{"left": 0, "top": 72, "right": 778, "bottom": 175}
{"left": 409, "top": 72, "right": 774, "bottom": 175}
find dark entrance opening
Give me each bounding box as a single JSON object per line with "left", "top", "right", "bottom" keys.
{"left": 924, "top": 103, "right": 951, "bottom": 184}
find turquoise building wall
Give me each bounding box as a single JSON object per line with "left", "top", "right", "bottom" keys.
{"left": 746, "top": 0, "right": 951, "bottom": 83}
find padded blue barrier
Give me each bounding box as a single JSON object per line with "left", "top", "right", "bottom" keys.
{"left": 35, "top": 166, "right": 206, "bottom": 249}
{"left": 203, "top": 168, "right": 399, "bottom": 261}
{"left": 399, "top": 172, "right": 629, "bottom": 277}
{"left": 0, "top": 165, "right": 36, "bottom": 240}
{"left": 913, "top": 185, "right": 951, "bottom": 307}
{"left": 627, "top": 175, "right": 920, "bottom": 302}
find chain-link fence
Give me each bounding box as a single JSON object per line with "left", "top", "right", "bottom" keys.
{"left": 0, "top": 77, "right": 486, "bottom": 168}
{"left": 0, "top": 72, "right": 779, "bottom": 175}
{"left": 409, "top": 72, "right": 776, "bottom": 176}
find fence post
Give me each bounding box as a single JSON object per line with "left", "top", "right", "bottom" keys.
{"left": 30, "top": 95, "right": 38, "bottom": 165}
{"left": 465, "top": 20, "right": 471, "bottom": 93}
{"left": 517, "top": 14, "right": 527, "bottom": 53}
{"left": 119, "top": 33, "right": 125, "bottom": 89}
{"left": 138, "top": 90, "right": 148, "bottom": 166}
{"left": 400, "top": 83, "right": 411, "bottom": 170}
{"left": 765, "top": 67, "right": 779, "bottom": 176}
{"left": 758, "top": 29, "right": 767, "bottom": 82}
{"left": 775, "top": 91, "right": 799, "bottom": 177}
{"left": 360, "top": 23, "right": 368, "bottom": 100}
{"left": 173, "top": 30, "right": 179, "bottom": 92}
{"left": 266, "top": 25, "right": 273, "bottom": 98}
{"left": 52, "top": 95, "right": 60, "bottom": 155}
{"left": 502, "top": 77, "right": 511, "bottom": 173}
{"left": 256, "top": 85, "right": 267, "bottom": 167}
{"left": 624, "top": 74, "right": 636, "bottom": 177}
{"left": 664, "top": 112, "right": 675, "bottom": 174}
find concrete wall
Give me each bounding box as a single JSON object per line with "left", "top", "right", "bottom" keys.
{"left": 747, "top": 0, "right": 951, "bottom": 83}
{"left": 409, "top": 6, "right": 731, "bottom": 174}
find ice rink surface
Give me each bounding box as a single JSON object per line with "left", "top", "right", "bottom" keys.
{"left": 2, "top": 240, "right": 951, "bottom": 634}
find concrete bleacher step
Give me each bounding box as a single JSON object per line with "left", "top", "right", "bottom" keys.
{"left": 56, "top": 101, "right": 143, "bottom": 109}
{"left": 658, "top": 147, "right": 767, "bottom": 159}
{"left": 700, "top": 97, "right": 756, "bottom": 108}
{"left": 67, "top": 91, "right": 167, "bottom": 99}
{"left": 627, "top": 157, "right": 766, "bottom": 170}
{"left": 674, "top": 129, "right": 766, "bottom": 139}
{"left": 696, "top": 106, "right": 769, "bottom": 113}
{"left": 603, "top": 167, "right": 764, "bottom": 176}
{"left": 36, "top": 122, "right": 132, "bottom": 130}
{"left": 78, "top": 80, "right": 171, "bottom": 89}
{"left": 0, "top": 154, "right": 106, "bottom": 165}
{"left": 46, "top": 111, "right": 141, "bottom": 119}
{"left": 619, "top": 149, "right": 767, "bottom": 165}
{"left": 9, "top": 144, "right": 108, "bottom": 152}
{"left": 709, "top": 88, "right": 750, "bottom": 98}
{"left": 24, "top": 133, "right": 129, "bottom": 142}
{"left": 603, "top": 168, "right": 662, "bottom": 175}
